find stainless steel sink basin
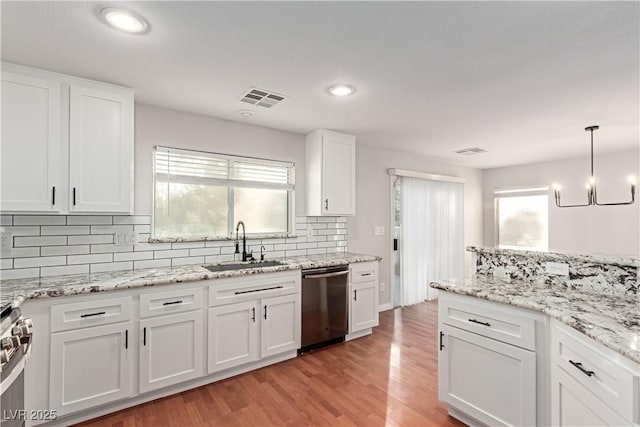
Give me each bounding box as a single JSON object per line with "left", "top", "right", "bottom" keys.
{"left": 203, "top": 260, "right": 286, "bottom": 273}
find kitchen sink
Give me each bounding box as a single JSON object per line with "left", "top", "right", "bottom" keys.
{"left": 203, "top": 260, "right": 287, "bottom": 272}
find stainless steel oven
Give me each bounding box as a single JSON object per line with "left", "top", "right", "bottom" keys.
{"left": 1, "top": 304, "right": 33, "bottom": 427}
{"left": 301, "top": 265, "right": 349, "bottom": 351}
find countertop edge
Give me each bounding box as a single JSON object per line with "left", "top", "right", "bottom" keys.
{"left": 3, "top": 253, "right": 382, "bottom": 308}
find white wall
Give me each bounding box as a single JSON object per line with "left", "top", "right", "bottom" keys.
{"left": 134, "top": 104, "right": 307, "bottom": 215}
{"left": 133, "top": 104, "right": 485, "bottom": 308}
{"left": 483, "top": 149, "right": 640, "bottom": 257}
{"left": 348, "top": 145, "right": 484, "bottom": 307}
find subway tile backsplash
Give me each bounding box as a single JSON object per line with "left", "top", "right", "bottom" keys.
{"left": 0, "top": 215, "right": 348, "bottom": 278}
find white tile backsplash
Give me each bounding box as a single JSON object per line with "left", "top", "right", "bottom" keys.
{"left": 13, "top": 215, "right": 65, "bottom": 226}
{"left": 0, "top": 215, "right": 348, "bottom": 278}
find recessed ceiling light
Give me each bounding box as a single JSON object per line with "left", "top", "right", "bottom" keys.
{"left": 236, "top": 109, "right": 254, "bottom": 118}
{"left": 327, "top": 84, "right": 356, "bottom": 97}
{"left": 101, "top": 7, "right": 148, "bottom": 34}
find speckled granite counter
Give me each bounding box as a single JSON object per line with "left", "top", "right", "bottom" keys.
{"left": 0, "top": 252, "right": 380, "bottom": 308}
{"left": 430, "top": 276, "right": 640, "bottom": 364}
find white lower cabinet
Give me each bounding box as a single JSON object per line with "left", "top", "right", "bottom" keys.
{"left": 551, "top": 365, "right": 629, "bottom": 427}
{"left": 348, "top": 261, "right": 379, "bottom": 336}
{"left": 208, "top": 301, "right": 259, "bottom": 373}
{"left": 207, "top": 284, "right": 302, "bottom": 373}
{"left": 438, "top": 292, "right": 539, "bottom": 427}
{"left": 550, "top": 319, "right": 639, "bottom": 426}
{"left": 438, "top": 324, "right": 536, "bottom": 427}
{"left": 261, "top": 294, "right": 299, "bottom": 357}
{"left": 139, "top": 311, "right": 204, "bottom": 393}
{"left": 349, "top": 281, "right": 378, "bottom": 333}
{"left": 50, "top": 322, "right": 133, "bottom": 416}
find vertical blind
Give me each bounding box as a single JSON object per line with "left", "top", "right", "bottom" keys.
{"left": 400, "top": 177, "right": 464, "bottom": 304}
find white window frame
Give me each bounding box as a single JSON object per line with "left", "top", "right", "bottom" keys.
{"left": 152, "top": 146, "right": 295, "bottom": 239}
{"left": 494, "top": 186, "right": 549, "bottom": 251}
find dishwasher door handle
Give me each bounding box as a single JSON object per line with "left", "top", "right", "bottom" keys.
{"left": 303, "top": 270, "right": 349, "bottom": 280}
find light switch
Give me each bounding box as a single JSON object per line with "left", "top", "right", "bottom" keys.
{"left": 373, "top": 226, "right": 385, "bottom": 236}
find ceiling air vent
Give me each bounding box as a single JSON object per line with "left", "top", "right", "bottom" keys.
{"left": 455, "top": 147, "right": 487, "bottom": 155}
{"left": 239, "top": 87, "right": 287, "bottom": 108}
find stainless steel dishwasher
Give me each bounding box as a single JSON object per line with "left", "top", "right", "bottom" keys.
{"left": 300, "top": 265, "right": 349, "bottom": 351}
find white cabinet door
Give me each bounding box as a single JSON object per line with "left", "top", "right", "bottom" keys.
{"left": 306, "top": 129, "right": 356, "bottom": 216}
{"left": 261, "top": 294, "right": 300, "bottom": 358}
{"left": 438, "top": 323, "right": 536, "bottom": 427}
{"left": 139, "top": 311, "right": 204, "bottom": 393}
{"left": 1, "top": 71, "right": 61, "bottom": 211}
{"left": 208, "top": 301, "right": 259, "bottom": 373}
{"left": 50, "top": 322, "right": 133, "bottom": 415}
{"left": 349, "top": 281, "right": 378, "bottom": 333}
{"left": 551, "top": 365, "right": 629, "bottom": 427}
{"left": 69, "top": 84, "right": 133, "bottom": 213}
{"left": 322, "top": 134, "right": 355, "bottom": 215}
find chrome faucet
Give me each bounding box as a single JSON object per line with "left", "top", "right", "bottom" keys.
{"left": 235, "top": 221, "right": 252, "bottom": 261}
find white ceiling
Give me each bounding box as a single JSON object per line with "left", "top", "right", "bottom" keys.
{"left": 2, "top": 1, "right": 638, "bottom": 169}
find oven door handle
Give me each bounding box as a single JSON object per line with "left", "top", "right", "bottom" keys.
{"left": 303, "top": 270, "right": 349, "bottom": 279}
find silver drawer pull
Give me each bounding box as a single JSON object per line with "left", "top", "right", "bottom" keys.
{"left": 80, "top": 311, "right": 106, "bottom": 318}
{"left": 163, "top": 300, "right": 183, "bottom": 306}
{"left": 235, "top": 285, "right": 283, "bottom": 295}
{"left": 569, "top": 360, "right": 595, "bottom": 377}
{"left": 468, "top": 318, "right": 491, "bottom": 327}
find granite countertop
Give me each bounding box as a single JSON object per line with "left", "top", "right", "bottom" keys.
{"left": 0, "top": 252, "right": 380, "bottom": 308}
{"left": 430, "top": 275, "right": 640, "bottom": 364}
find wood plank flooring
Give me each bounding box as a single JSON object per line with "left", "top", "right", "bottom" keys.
{"left": 78, "top": 301, "right": 465, "bottom": 427}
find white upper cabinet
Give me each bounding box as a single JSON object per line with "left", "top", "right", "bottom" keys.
{"left": 306, "top": 129, "right": 356, "bottom": 216}
{"left": 1, "top": 71, "right": 62, "bottom": 212}
{"left": 69, "top": 85, "right": 134, "bottom": 212}
{"left": 1, "top": 62, "right": 134, "bottom": 214}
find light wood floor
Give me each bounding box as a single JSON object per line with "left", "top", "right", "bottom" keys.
{"left": 78, "top": 301, "right": 465, "bottom": 427}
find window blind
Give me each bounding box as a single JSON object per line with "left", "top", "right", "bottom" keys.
{"left": 154, "top": 146, "right": 294, "bottom": 190}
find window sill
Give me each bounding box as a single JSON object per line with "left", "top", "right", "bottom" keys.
{"left": 148, "top": 233, "right": 298, "bottom": 244}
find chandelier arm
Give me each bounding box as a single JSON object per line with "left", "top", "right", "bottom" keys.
{"left": 593, "top": 185, "right": 636, "bottom": 206}
{"left": 554, "top": 190, "right": 592, "bottom": 208}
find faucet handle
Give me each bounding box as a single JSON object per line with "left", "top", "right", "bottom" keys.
{"left": 235, "top": 242, "right": 240, "bottom": 254}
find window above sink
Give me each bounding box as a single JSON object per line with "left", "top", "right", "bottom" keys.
{"left": 153, "top": 146, "right": 295, "bottom": 240}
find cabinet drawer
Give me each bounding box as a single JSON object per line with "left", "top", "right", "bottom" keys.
{"left": 350, "top": 261, "right": 378, "bottom": 283}
{"left": 139, "top": 287, "right": 203, "bottom": 318}
{"left": 439, "top": 293, "right": 536, "bottom": 351}
{"left": 551, "top": 320, "right": 638, "bottom": 424}
{"left": 209, "top": 271, "right": 300, "bottom": 307}
{"left": 51, "top": 296, "right": 132, "bottom": 332}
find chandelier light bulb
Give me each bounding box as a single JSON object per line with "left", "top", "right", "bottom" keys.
{"left": 628, "top": 175, "right": 637, "bottom": 186}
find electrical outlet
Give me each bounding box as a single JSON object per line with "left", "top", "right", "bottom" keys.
{"left": 115, "top": 231, "right": 138, "bottom": 246}
{"left": 1, "top": 232, "right": 13, "bottom": 251}
{"left": 380, "top": 282, "right": 386, "bottom": 291}
{"left": 493, "top": 267, "right": 511, "bottom": 278}
{"left": 545, "top": 262, "right": 569, "bottom": 276}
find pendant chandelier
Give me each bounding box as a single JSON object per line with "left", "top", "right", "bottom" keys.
{"left": 552, "top": 125, "right": 636, "bottom": 208}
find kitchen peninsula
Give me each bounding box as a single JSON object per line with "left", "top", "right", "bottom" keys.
{"left": 431, "top": 247, "right": 640, "bottom": 427}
